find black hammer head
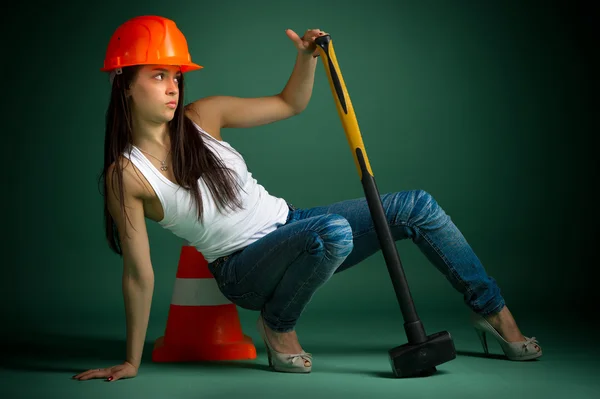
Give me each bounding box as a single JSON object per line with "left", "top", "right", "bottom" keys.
{"left": 388, "top": 331, "right": 456, "bottom": 378}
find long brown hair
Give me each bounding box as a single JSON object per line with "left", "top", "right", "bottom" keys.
{"left": 98, "top": 66, "right": 244, "bottom": 256}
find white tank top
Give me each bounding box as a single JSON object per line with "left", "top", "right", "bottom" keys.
{"left": 121, "top": 122, "right": 289, "bottom": 263}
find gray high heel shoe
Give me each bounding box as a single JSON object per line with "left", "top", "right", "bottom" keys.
{"left": 471, "top": 312, "right": 542, "bottom": 361}
{"left": 256, "top": 315, "right": 312, "bottom": 373}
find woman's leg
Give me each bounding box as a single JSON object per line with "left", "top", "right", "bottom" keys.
{"left": 208, "top": 211, "right": 354, "bottom": 356}
{"left": 298, "top": 189, "right": 537, "bottom": 348}
{"left": 210, "top": 189, "right": 537, "bottom": 358}
{"left": 297, "top": 189, "right": 505, "bottom": 316}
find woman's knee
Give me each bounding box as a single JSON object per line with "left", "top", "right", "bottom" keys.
{"left": 405, "top": 189, "right": 449, "bottom": 227}
{"left": 305, "top": 214, "right": 354, "bottom": 259}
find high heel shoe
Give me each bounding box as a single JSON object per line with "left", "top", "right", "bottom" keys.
{"left": 470, "top": 312, "right": 542, "bottom": 361}
{"left": 256, "top": 315, "right": 312, "bottom": 373}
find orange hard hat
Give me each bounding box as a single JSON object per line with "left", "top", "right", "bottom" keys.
{"left": 100, "top": 15, "right": 203, "bottom": 73}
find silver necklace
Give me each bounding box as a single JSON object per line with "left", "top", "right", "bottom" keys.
{"left": 137, "top": 147, "right": 171, "bottom": 171}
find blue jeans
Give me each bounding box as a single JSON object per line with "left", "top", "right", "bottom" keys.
{"left": 207, "top": 190, "right": 505, "bottom": 333}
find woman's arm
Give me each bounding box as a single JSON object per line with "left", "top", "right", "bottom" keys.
{"left": 107, "top": 162, "right": 155, "bottom": 370}
{"left": 122, "top": 263, "right": 154, "bottom": 369}
{"left": 73, "top": 164, "right": 154, "bottom": 382}
{"left": 184, "top": 29, "right": 324, "bottom": 132}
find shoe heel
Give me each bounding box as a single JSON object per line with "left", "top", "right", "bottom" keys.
{"left": 256, "top": 315, "right": 312, "bottom": 373}
{"left": 262, "top": 338, "right": 273, "bottom": 368}
{"left": 470, "top": 312, "right": 542, "bottom": 361}
{"left": 475, "top": 328, "right": 489, "bottom": 355}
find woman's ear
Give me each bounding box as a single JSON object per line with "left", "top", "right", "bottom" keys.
{"left": 124, "top": 82, "right": 134, "bottom": 98}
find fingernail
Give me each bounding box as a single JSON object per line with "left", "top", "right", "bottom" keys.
{"left": 107, "top": 376, "right": 113, "bottom": 381}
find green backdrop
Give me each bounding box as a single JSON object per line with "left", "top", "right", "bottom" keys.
{"left": 4, "top": 0, "right": 596, "bottom": 351}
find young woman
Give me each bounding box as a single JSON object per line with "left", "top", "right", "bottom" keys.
{"left": 74, "top": 15, "right": 541, "bottom": 382}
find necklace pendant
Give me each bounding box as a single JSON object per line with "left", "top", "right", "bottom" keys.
{"left": 160, "top": 162, "right": 168, "bottom": 171}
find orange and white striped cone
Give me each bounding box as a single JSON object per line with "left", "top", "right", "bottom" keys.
{"left": 152, "top": 243, "right": 256, "bottom": 362}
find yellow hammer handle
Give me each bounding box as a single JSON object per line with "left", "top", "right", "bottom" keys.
{"left": 314, "top": 35, "right": 374, "bottom": 180}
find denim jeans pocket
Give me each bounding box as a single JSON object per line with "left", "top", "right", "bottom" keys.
{"left": 208, "top": 258, "right": 230, "bottom": 289}
{"left": 208, "top": 250, "right": 245, "bottom": 289}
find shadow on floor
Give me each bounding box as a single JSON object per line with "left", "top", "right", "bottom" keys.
{"left": 455, "top": 350, "right": 507, "bottom": 360}
{"left": 1, "top": 331, "right": 523, "bottom": 376}
{"left": 0, "top": 331, "right": 270, "bottom": 374}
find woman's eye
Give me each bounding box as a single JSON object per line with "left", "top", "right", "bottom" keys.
{"left": 155, "top": 73, "right": 179, "bottom": 83}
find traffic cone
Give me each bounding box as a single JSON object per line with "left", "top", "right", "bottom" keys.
{"left": 152, "top": 244, "right": 257, "bottom": 362}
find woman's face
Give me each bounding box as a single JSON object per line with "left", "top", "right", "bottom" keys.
{"left": 128, "top": 64, "right": 182, "bottom": 124}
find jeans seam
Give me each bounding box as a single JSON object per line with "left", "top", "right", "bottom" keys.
{"left": 354, "top": 212, "right": 474, "bottom": 300}
{"left": 269, "top": 247, "right": 326, "bottom": 328}
{"left": 410, "top": 221, "right": 474, "bottom": 298}
{"left": 405, "top": 192, "right": 476, "bottom": 299}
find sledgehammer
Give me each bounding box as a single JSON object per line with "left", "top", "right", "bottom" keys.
{"left": 313, "top": 34, "right": 457, "bottom": 378}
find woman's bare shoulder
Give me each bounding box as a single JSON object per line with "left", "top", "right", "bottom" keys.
{"left": 106, "top": 157, "right": 148, "bottom": 200}
{"left": 184, "top": 100, "right": 223, "bottom": 141}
